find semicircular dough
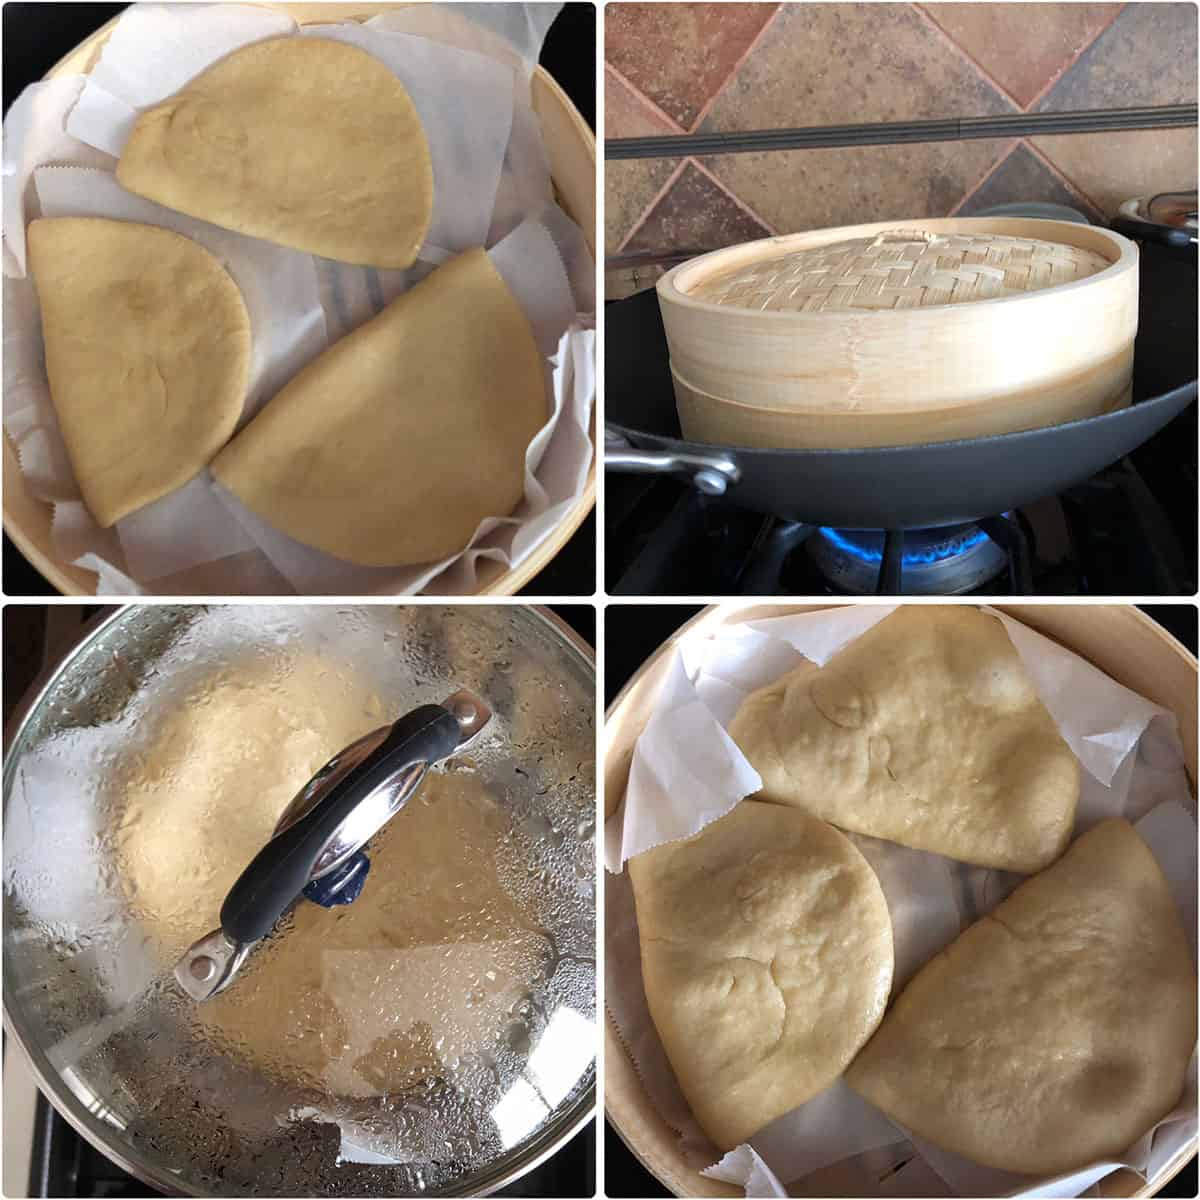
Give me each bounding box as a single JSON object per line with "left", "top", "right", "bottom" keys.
{"left": 846, "top": 818, "right": 1196, "bottom": 1175}
{"left": 629, "top": 802, "right": 894, "bottom": 1151}
{"left": 116, "top": 37, "right": 433, "bottom": 268}
{"left": 27, "top": 216, "right": 250, "bottom": 527}
{"left": 114, "top": 650, "right": 387, "bottom": 955}
{"left": 211, "top": 248, "right": 546, "bottom": 567}
{"left": 728, "top": 606, "right": 1079, "bottom": 872}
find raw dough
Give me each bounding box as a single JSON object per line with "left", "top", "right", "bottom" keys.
{"left": 27, "top": 217, "right": 249, "bottom": 527}
{"left": 211, "top": 248, "right": 546, "bottom": 567}
{"left": 728, "top": 607, "right": 1079, "bottom": 872}
{"left": 114, "top": 650, "right": 387, "bottom": 955}
{"left": 116, "top": 37, "right": 433, "bottom": 268}
{"left": 629, "top": 801, "right": 894, "bottom": 1150}
{"left": 846, "top": 818, "right": 1196, "bottom": 1175}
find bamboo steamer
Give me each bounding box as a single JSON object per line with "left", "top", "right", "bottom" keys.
{"left": 657, "top": 218, "right": 1138, "bottom": 450}
{"left": 672, "top": 362, "right": 1131, "bottom": 450}
{"left": 605, "top": 603, "right": 1197, "bottom": 1199}
{"left": 2, "top": 3, "right": 596, "bottom": 596}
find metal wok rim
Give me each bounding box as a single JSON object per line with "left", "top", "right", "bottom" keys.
{"left": 3, "top": 605, "right": 596, "bottom": 1199}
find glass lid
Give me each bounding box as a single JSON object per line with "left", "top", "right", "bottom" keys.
{"left": 3, "top": 605, "right": 596, "bottom": 1197}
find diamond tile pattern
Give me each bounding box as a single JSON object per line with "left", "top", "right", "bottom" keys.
{"left": 605, "top": 66, "right": 681, "bottom": 251}
{"left": 1031, "top": 2, "right": 1198, "bottom": 216}
{"left": 1035, "top": 1, "right": 1198, "bottom": 110}
{"left": 605, "top": 3, "right": 778, "bottom": 129}
{"left": 700, "top": 3, "right": 1016, "bottom": 131}
{"left": 920, "top": 3, "right": 1123, "bottom": 108}
{"left": 605, "top": 2, "right": 1198, "bottom": 258}
{"left": 704, "top": 139, "right": 1015, "bottom": 235}
{"left": 1031, "top": 127, "right": 1199, "bottom": 217}
{"left": 956, "top": 143, "right": 1103, "bottom": 220}
{"left": 622, "top": 162, "right": 772, "bottom": 256}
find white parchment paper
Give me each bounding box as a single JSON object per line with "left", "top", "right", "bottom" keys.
{"left": 604, "top": 605, "right": 1198, "bottom": 1198}
{"left": 362, "top": 3, "right": 561, "bottom": 248}
{"left": 2, "top": 2, "right": 594, "bottom": 596}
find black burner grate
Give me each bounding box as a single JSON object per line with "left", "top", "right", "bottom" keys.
{"left": 608, "top": 457, "right": 1192, "bottom": 596}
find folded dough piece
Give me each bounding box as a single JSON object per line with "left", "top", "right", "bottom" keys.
{"left": 27, "top": 217, "right": 250, "bottom": 527}
{"left": 846, "top": 818, "right": 1196, "bottom": 1175}
{"left": 728, "top": 606, "right": 1079, "bottom": 872}
{"left": 211, "top": 248, "right": 545, "bottom": 567}
{"left": 629, "top": 802, "right": 894, "bottom": 1151}
{"left": 116, "top": 37, "right": 432, "bottom": 268}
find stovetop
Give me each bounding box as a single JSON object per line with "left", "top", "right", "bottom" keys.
{"left": 2, "top": 605, "right": 596, "bottom": 1200}
{"left": 607, "top": 238, "right": 1198, "bottom": 597}
{"left": 607, "top": 453, "right": 1195, "bottom": 595}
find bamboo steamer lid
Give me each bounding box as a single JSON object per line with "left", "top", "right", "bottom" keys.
{"left": 656, "top": 217, "right": 1139, "bottom": 446}
{"left": 688, "top": 229, "right": 1111, "bottom": 312}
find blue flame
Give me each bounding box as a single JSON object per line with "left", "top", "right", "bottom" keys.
{"left": 816, "top": 525, "right": 996, "bottom": 567}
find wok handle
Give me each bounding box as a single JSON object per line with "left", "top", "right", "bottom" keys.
{"left": 219, "top": 704, "right": 463, "bottom": 945}
{"left": 1112, "top": 215, "right": 1197, "bottom": 249}
{"left": 605, "top": 428, "right": 741, "bottom": 496}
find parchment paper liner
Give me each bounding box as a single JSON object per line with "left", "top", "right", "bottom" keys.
{"left": 605, "top": 605, "right": 1197, "bottom": 1198}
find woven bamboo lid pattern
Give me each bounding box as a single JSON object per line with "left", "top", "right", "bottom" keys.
{"left": 687, "top": 229, "right": 1112, "bottom": 312}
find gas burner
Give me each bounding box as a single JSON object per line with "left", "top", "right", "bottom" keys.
{"left": 607, "top": 459, "right": 1192, "bottom": 596}
{"left": 805, "top": 522, "right": 1010, "bottom": 595}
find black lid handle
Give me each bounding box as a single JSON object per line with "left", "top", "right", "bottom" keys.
{"left": 219, "top": 704, "right": 463, "bottom": 945}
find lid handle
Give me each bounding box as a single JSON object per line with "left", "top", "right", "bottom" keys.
{"left": 219, "top": 702, "right": 467, "bottom": 946}
{"left": 869, "top": 229, "right": 944, "bottom": 247}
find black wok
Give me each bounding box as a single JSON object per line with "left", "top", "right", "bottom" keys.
{"left": 606, "top": 276, "right": 1197, "bottom": 531}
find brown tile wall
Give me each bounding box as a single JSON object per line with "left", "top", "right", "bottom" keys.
{"left": 605, "top": 1, "right": 1198, "bottom": 264}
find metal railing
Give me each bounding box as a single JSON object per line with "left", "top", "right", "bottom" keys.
{"left": 606, "top": 104, "right": 1199, "bottom": 160}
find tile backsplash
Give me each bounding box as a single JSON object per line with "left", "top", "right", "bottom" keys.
{"left": 605, "top": 2, "right": 1198, "bottom": 270}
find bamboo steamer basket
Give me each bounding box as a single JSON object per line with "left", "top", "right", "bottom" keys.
{"left": 656, "top": 218, "right": 1138, "bottom": 450}
{"left": 2, "top": 3, "right": 596, "bottom": 596}
{"left": 671, "top": 361, "right": 1131, "bottom": 450}
{"left": 605, "top": 603, "right": 1197, "bottom": 1199}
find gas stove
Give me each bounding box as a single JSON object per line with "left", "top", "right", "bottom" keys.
{"left": 606, "top": 236, "right": 1197, "bottom": 596}
{"left": 607, "top": 454, "right": 1193, "bottom": 596}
